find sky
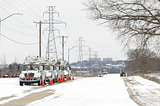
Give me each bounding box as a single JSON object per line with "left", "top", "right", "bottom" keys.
{"left": 0, "top": 0, "right": 126, "bottom": 64}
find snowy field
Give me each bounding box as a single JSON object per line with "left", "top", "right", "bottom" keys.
{"left": 0, "top": 74, "right": 138, "bottom": 106}
{"left": 145, "top": 73, "right": 160, "bottom": 80}
{"left": 124, "top": 76, "right": 160, "bottom": 106}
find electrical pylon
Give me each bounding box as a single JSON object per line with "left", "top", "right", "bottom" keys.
{"left": 43, "top": 6, "right": 66, "bottom": 60}
{"left": 77, "top": 37, "right": 85, "bottom": 62}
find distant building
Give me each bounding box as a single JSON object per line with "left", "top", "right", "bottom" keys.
{"left": 89, "top": 58, "right": 101, "bottom": 61}
{"left": 103, "top": 58, "right": 112, "bottom": 61}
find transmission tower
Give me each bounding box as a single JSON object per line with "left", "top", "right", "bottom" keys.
{"left": 76, "top": 37, "right": 85, "bottom": 77}
{"left": 77, "top": 37, "right": 85, "bottom": 62}
{"left": 43, "top": 6, "right": 65, "bottom": 60}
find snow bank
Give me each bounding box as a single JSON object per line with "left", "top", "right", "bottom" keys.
{"left": 125, "top": 76, "right": 160, "bottom": 106}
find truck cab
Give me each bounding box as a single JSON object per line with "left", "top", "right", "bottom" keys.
{"left": 19, "top": 56, "right": 48, "bottom": 86}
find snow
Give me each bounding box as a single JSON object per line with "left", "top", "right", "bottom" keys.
{"left": 0, "top": 75, "right": 140, "bottom": 106}
{"left": 145, "top": 73, "right": 160, "bottom": 80}
{"left": 27, "top": 74, "right": 137, "bottom": 106}
{"left": 125, "top": 76, "right": 160, "bottom": 106}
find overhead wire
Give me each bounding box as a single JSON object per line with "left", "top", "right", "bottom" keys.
{"left": 2, "top": 24, "right": 38, "bottom": 37}
{"left": 56, "top": 14, "right": 75, "bottom": 43}
{"left": 0, "top": 6, "right": 37, "bottom": 31}
{"left": 21, "top": 0, "right": 44, "bottom": 19}
{"left": 2, "top": 0, "right": 41, "bottom": 18}
{"left": 0, "top": 33, "right": 39, "bottom": 45}
{"left": 27, "top": 0, "right": 44, "bottom": 12}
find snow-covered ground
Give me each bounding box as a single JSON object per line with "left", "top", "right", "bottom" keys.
{"left": 145, "top": 73, "right": 160, "bottom": 80}
{"left": 124, "top": 76, "right": 160, "bottom": 106}
{"left": 0, "top": 74, "right": 138, "bottom": 106}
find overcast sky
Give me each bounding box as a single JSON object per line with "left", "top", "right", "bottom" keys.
{"left": 0, "top": 0, "right": 126, "bottom": 64}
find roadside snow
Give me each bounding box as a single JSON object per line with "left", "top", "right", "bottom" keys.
{"left": 124, "top": 76, "right": 160, "bottom": 106}
{"left": 27, "top": 74, "right": 138, "bottom": 106}
{"left": 0, "top": 75, "right": 138, "bottom": 106}
{"left": 145, "top": 73, "right": 160, "bottom": 80}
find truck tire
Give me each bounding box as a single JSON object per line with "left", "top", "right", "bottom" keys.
{"left": 20, "top": 82, "right": 23, "bottom": 86}
{"left": 44, "top": 76, "right": 46, "bottom": 85}
{"left": 25, "top": 83, "right": 31, "bottom": 85}
{"left": 38, "top": 78, "right": 41, "bottom": 86}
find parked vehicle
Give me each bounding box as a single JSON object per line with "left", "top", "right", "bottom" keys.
{"left": 19, "top": 56, "right": 72, "bottom": 86}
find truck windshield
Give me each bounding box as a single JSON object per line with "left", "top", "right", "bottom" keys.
{"left": 44, "top": 65, "right": 50, "bottom": 70}
{"left": 22, "top": 64, "right": 39, "bottom": 71}
{"left": 62, "top": 66, "right": 67, "bottom": 70}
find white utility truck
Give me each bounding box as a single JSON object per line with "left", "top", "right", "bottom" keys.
{"left": 19, "top": 56, "right": 72, "bottom": 86}
{"left": 19, "top": 56, "right": 52, "bottom": 86}
{"left": 56, "top": 60, "right": 72, "bottom": 80}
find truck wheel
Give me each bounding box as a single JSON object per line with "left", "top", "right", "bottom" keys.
{"left": 25, "top": 83, "right": 31, "bottom": 85}
{"left": 20, "top": 82, "right": 23, "bottom": 86}
{"left": 44, "top": 77, "right": 46, "bottom": 85}
{"left": 38, "top": 78, "right": 41, "bottom": 86}
{"left": 53, "top": 79, "right": 54, "bottom": 83}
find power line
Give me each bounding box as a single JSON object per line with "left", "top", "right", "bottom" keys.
{"left": 2, "top": 0, "right": 40, "bottom": 18}
{"left": 0, "top": 6, "right": 37, "bottom": 31}
{"left": 1, "top": 33, "right": 39, "bottom": 45}
{"left": 21, "top": 0, "right": 44, "bottom": 19}
{"left": 27, "top": 0, "right": 44, "bottom": 12}
{"left": 3, "top": 24, "right": 38, "bottom": 37}
{"left": 58, "top": 16, "right": 75, "bottom": 43}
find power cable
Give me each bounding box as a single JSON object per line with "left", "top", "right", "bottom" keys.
{"left": 42, "top": 41, "right": 47, "bottom": 49}
{"left": 0, "top": 6, "right": 37, "bottom": 31}
{"left": 58, "top": 16, "right": 75, "bottom": 43}
{"left": 21, "top": 0, "right": 44, "bottom": 19}
{"left": 3, "top": 24, "right": 38, "bottom": 37}
{"left": 27, "top": 0, "right": 44, "bottom": 12}
{"left": 1, "top": 33, "right": 39, "bottom": 45}
{"left": 2, "top": 0, "right": 41, "bottom": 18}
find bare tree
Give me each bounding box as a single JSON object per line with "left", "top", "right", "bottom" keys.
{"left": 1, "top": 54, "right": 7, "bottom": 68}
{"left": 83, "top": 0, "right": 160, "bottom": 51}
{"left": 125, "top": 48, "right": 159, "bottom": 75}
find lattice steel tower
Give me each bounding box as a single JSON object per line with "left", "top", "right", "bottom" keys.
{"left": 77, "top": 37, "right": 84, "bottom": 62}
{"left": 44, "top": 6, "right": 65, "bottom": 60}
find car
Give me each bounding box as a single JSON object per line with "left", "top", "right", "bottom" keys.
{"left": 98, "top": 73, "right": 103, "bottom": 77}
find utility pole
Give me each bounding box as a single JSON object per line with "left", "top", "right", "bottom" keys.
{"left": 39, "top": 21, "right": 41, "bottom": 57}
{"left": 59, "top": 36, "right": 68, "bottom": 61}
{"left": 34, "top": 21, "right": 42, "bottom": 57}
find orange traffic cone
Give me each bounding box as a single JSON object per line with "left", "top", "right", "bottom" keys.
{"left": 57, "top": 78, "right": 59, "bottom": 83}
{"left": 27, "top": 71, "right": 29, "bottom": 79}
{"left": 51, "top": 79, "right": 53, "bottom": 84}
{"left": 42, "top": 77, "right": 44, "bottom": 86}
{"left": 72, "top": 75, "right": 74, "bottom": 80}
{"left": 49, "top": 77, "right": 52, "bottom": 85}
{"left": 62, "top": 77, "right": 64, "bottom": 82}
{"left": 60, "top": 78, "right": 61, "bottom": 82}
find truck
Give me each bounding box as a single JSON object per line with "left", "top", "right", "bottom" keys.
{"left": 19, "top": 56, "right": 51, "bottom": 86}
{"left": 56, "top": 60, "right": 72, "bottom": 81}
{"left": 19, "top": 56, "right": 72, "bottom": 86}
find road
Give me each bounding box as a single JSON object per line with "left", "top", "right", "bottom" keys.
{"left": 0, "top": 74, "right": 138, "bottom": 106}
